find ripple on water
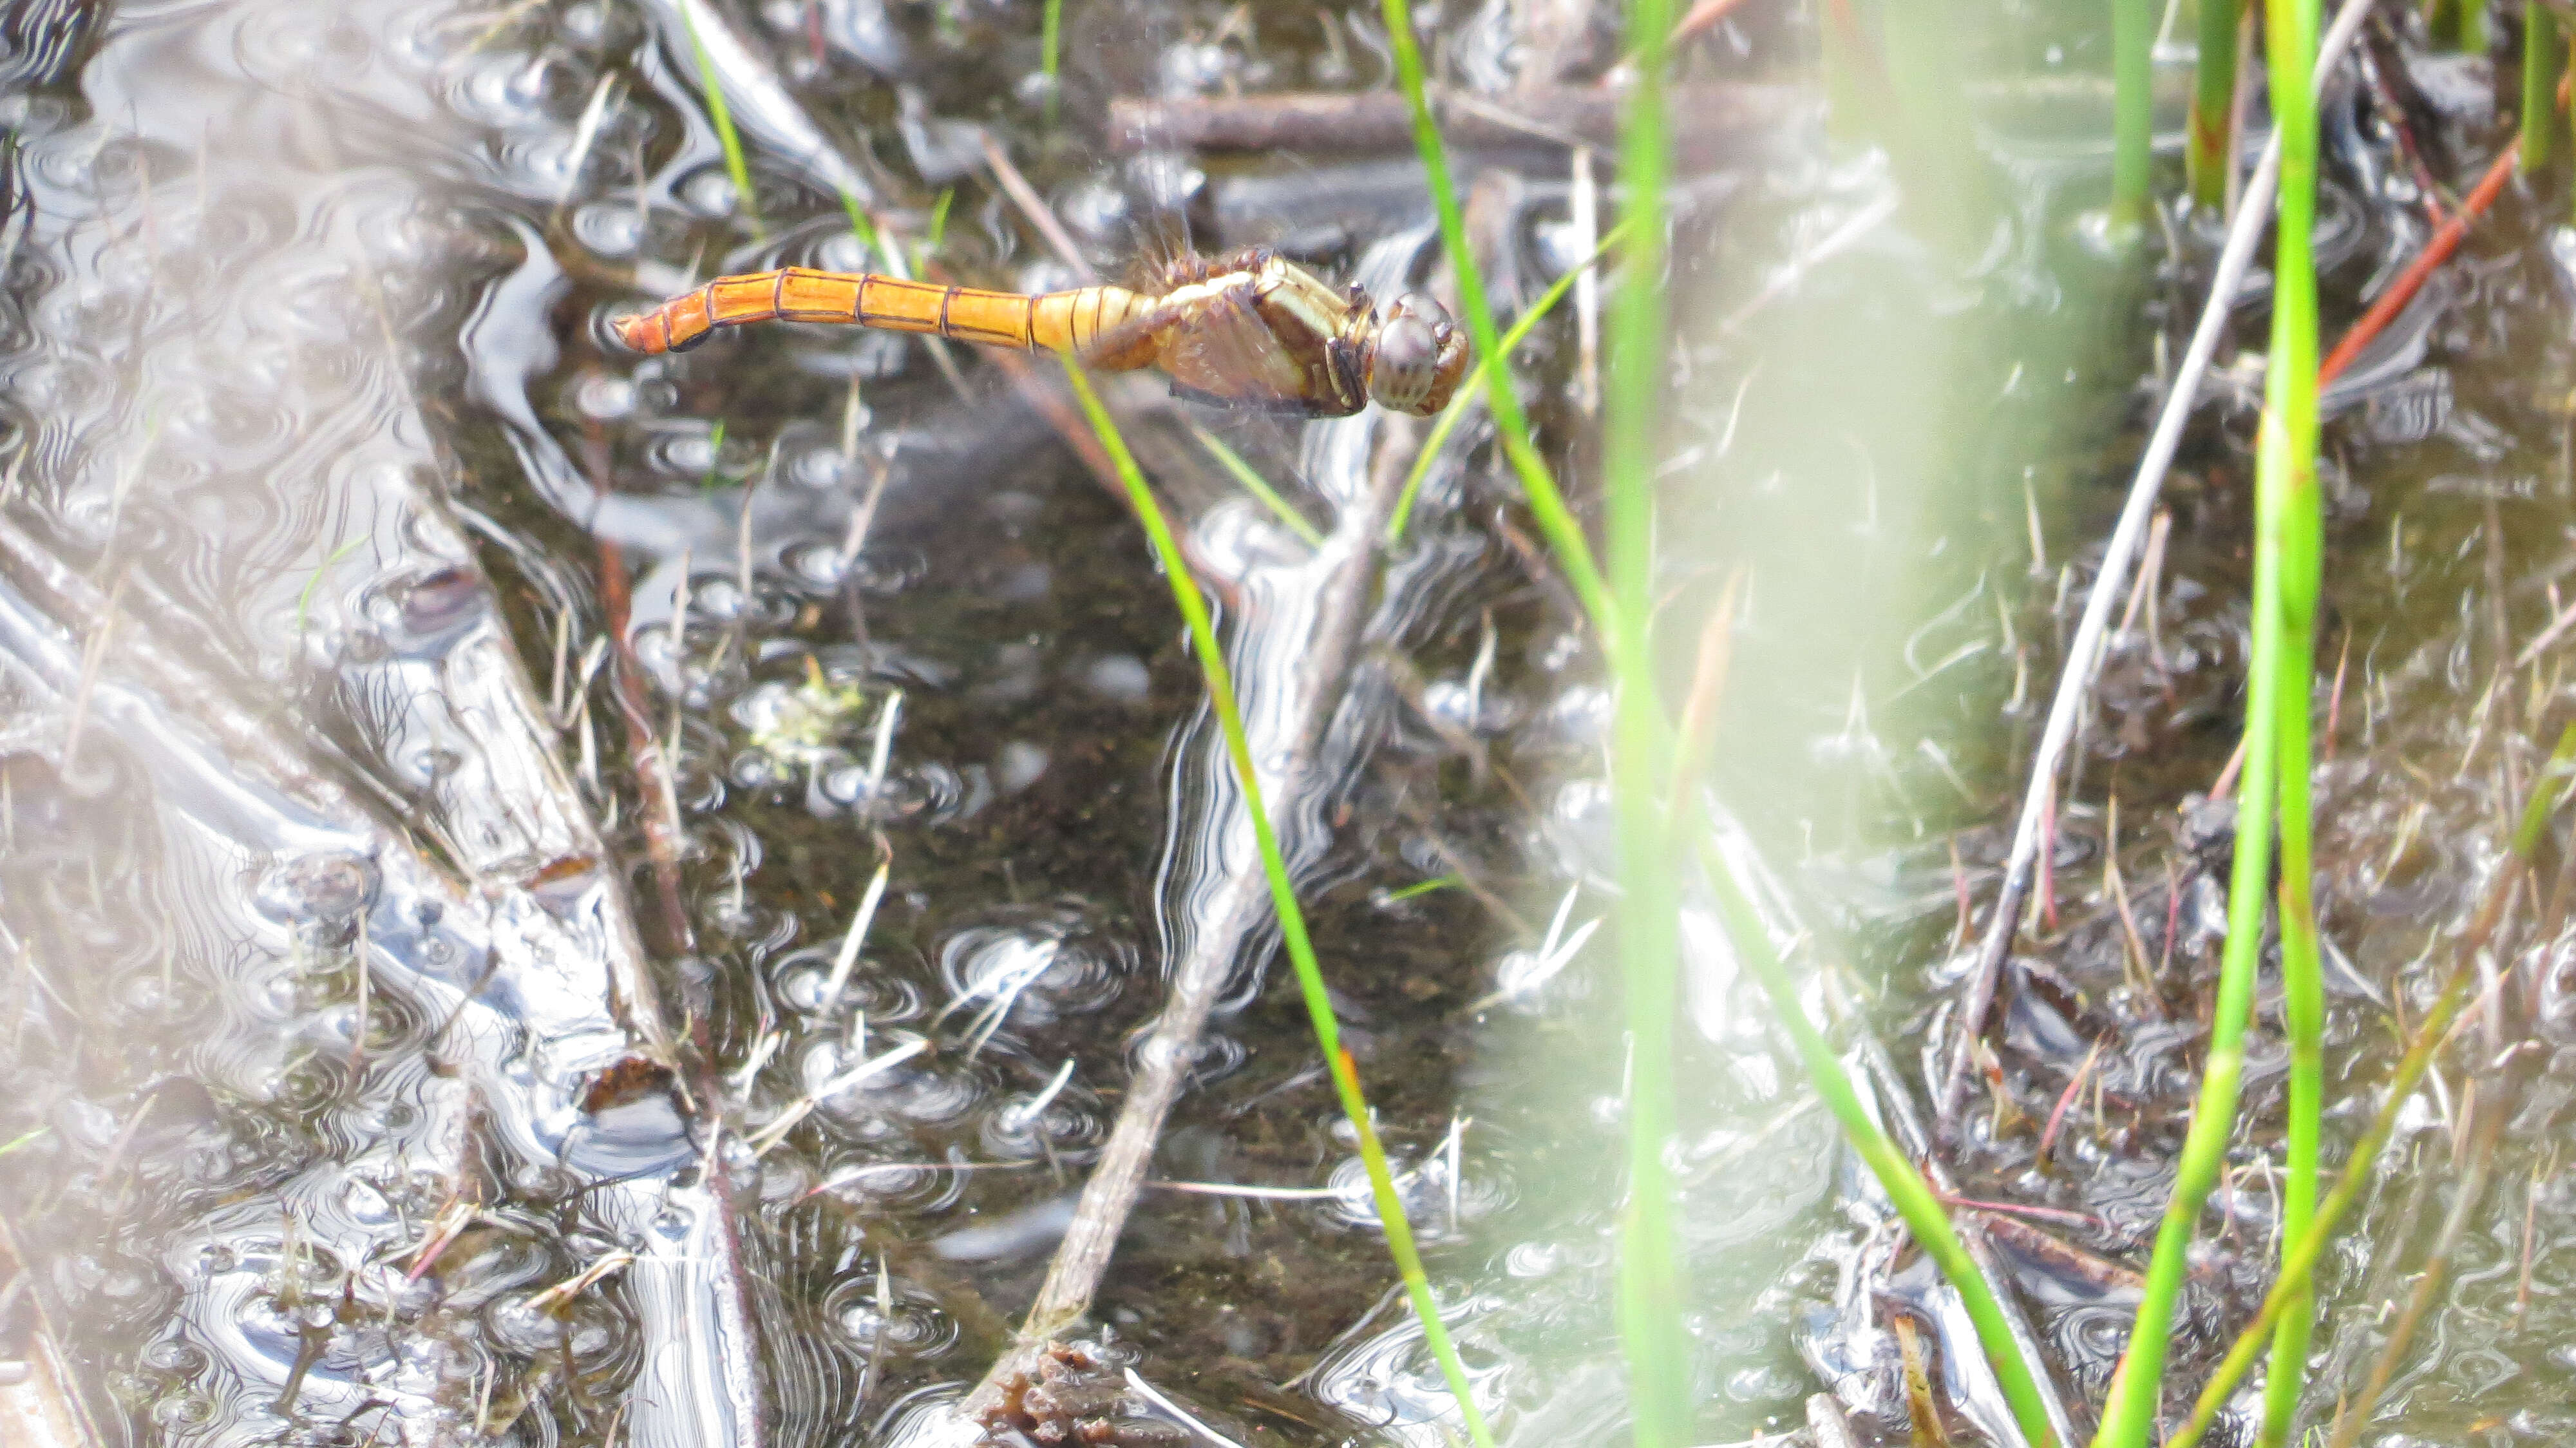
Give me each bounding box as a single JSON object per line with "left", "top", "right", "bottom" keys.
{"left": 934, "top": 911, "right": 1132, "bottom": 1051}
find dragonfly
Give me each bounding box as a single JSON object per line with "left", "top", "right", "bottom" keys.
{"left": 611, "top": 247, "right": 1471, "bottom": 419}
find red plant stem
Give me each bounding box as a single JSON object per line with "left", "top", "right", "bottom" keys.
{"left": 582, "top": 421, "right": 694, "bottom": 954}
{"left": 2040, "top": 1040, "right": 2105, "bottom": 1161}
{"left": 2317, "top": 138, "right": 2518, "bottom": 385}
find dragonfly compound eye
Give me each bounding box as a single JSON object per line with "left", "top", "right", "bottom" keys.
{"left": 1370, "top": 291, "right": 1470, "bottom": 415}
{"left": 1365, "top": 313, "right": 1442, "bottom": 415}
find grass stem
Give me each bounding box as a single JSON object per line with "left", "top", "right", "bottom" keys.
{"left": 679, "top": 3, "right": 764, "bottom": 239}
{"left": 2195, "top": 0, "right": 2236, "bottom": 209}
{"left": 2188, "top": 0, "right": 2240, "bottom": 209}
{"left": 2254, "top": 0, "right": 2324, "bottom": 1436}
{"left": 2523, "top": 2, "right": 2560, "bottom": 171}
{"left": 1060, "top": 359, "right": 1498, "bottom": 1448}
{"left": 2111, "top": 0, "right": 2156, "bottom": 231}
{"left": 1189, "top": 426, "right": 1326, "bottom": 548}
{"left": 1387, "top": 222, "right": 1631, "bottom": 544}
{"left": 1378, "top": 0, "right": 1613, "bottom": 638}
{"left": 1695, "top": 843, "right": 2062, "bottom": 1448}
{"left": 1603, "top": 0, "right": 1689, "bottom": 1427}
{"left": 1374, "top": 0, "right": 2057, "bottom": 1434}
{"left": 2166, "top": 719, "right": 2576, "bottom": 1447}
{"left": 2093, "top": 5, "right": 2318, "bottom": 1434}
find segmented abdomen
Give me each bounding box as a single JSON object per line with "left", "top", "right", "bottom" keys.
{"left": 610, "top": 267, "right": 1152, "bottom": 359}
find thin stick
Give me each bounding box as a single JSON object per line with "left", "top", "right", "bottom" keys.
{"left": 981, "top": 133, "right": 1090, "bottom": 279}
{"left": 819, "top": 851, "right": 891, "bottom": 1010}
{"left": 1938, "top": 0, "right": 2377, "bottom": 1125}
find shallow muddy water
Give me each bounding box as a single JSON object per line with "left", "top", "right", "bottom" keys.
{"left": 3, "top": 1, "right": 2576, "bottom": 1446}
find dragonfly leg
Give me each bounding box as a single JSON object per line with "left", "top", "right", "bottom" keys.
{"left": 1323, "top": 334, "right": 1365, "bottom": 413}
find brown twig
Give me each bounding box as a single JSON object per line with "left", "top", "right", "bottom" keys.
{"left": 965, "top": 381, "right": 1428, "bottom": 1413}
{"left": 1970, "top": 1209, "right": 2142, "bottom": 1293}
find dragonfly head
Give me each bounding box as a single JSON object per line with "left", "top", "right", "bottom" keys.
{"left": 1362, "top": 292, "right": 1470, "bottom": 415}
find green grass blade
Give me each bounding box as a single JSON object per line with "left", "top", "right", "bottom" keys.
{"left": 1387, "top": 222, "right": 1631, "bottom": 546}
{"left": 927, "top": 186, "right": 956, "bottom": 252}
{"left": 2169, "top": 719, "right": 2576, "bottom": 1448}
{"left": 1377, "top": 0, "right": 1613, "bottom": 639}
{"left": 1061, "top": 358, "right": 1499, "bottom": 1448}
{"left": 2094, "top": 0, "right": 2320, "bottom": 1433}
{"left": 1041, "top": 0, "right": 1063, "bottom": 126}
{"left": 2110, "top": 0, "right": 2155, "bottom": 230}
{"left": 1696, "top": 841, "right": 2062, "bottom": 1448}
{"left": 2523, "top": 3, "right": 2559, "bottom": 171}
{"left": 1188, "top": 425, "right": 1325, "bottom": 547}
{"left": 1602, "top": 0, "right": 1689, "bottom": 1433}
{"left": 699, "top": 419, "right": 728, "bottom": 491}
{"left": 2253, "top": 0, "right": 2323, "bottom": 1439}
{"left": 2188, "top": 0, "right": 2240, "bottom": 209}
{"left": 679, "top": 3, "right": 764, "bottom": 240}
{"left": 837, "top": 187, "right": 902, "bottom": 276}
{"left": 1367, "top": 2, "right": 2049, "bottom": 1438}
{"left": 2090, "top": 211, "right": 2286, "bottom": 1448}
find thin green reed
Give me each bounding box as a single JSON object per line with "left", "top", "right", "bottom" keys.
{"left": 2523, "top": 1, "right": 2559, "bottom": 171}
{"left": 1376, "top": 0, "right": 1614, "bottom": 636}
{"left": 679, "top": 5, "right": 764, "bottom": 240}
{"left": 1697, "top": 846, "right": 2061, "bottom": 1448}
{"left": 1059, "top": 360, "right": 1498, "bottom": 1448}
{"left": 1387, "top": 221, "right": 1631, "bottom": 545}
{"left": 1604, "top": 0, "right": 1690, "bottom": 1433}
{"left": 1378, "top": 0, "right": 2060, "bottom": 1433}
{"left": 1189, "top": 424, "right": 1326, "bottom": 548}
{"left": 2254, "top": 0, "right": 2324, "bottom": 1438}
{"left": 2094, "top": 0, "right": 2318, "bottom": 1434}
{"left": 2111, "top": 0, "right": 2155, "bottom": 230}
{"left": 2168, "top": 720, "right": 2576, "bottom": 1448}
{"left": 2188, "top": 0, "right": 2240, "bottom": 209}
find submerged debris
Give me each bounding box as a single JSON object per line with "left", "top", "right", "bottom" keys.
{"left": 976, "top": 1342, "right": 1191, "bottom": 1448}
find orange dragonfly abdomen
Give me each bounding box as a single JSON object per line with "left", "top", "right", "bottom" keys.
{"left": 611, "top": 267, "right": 1157, "bottom": 363}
